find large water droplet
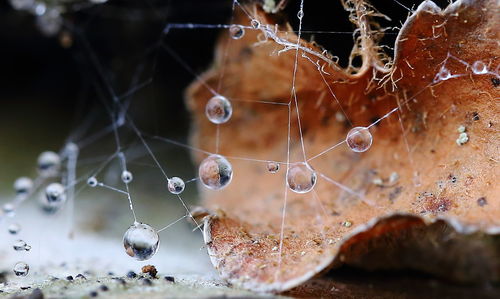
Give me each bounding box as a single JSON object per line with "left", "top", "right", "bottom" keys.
{"left": 346, "top": 127, "right": 372, "bottom": 153}
{"left": 37, "top": 151, "right": 60, "bottom": 177}
{"left": 287, "top": 162, "right": 317, "bottom": 193}
{"left": 123, "top": 223, "right": 159, "bottom": 261}
{"left": 40, "top": 183, "right": 66, "bottom": 214}
{"left": 199, "top": 155, "right": 233, "bottom": 190}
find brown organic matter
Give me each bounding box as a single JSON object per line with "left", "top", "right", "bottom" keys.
{"left": 187, "top": 0, "right": 500, "bottom": 292}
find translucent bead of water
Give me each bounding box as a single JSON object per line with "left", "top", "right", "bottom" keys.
{"left": 472, "top": 61, "right": 488, "bottom": 74}
{"left": 8, "top": 223, "right": 21, "bottom": 235}
{"left": 167, "top": 177, "right": 185, "bottom": 195}
{"left": 13, "top": 177, "right": 33, "bottom": 196}
{"left": 205, "top": 95, "right": 232, "bottom": 124}
{"left": 35, "top": 8, "right": 62, "bottom": 37}
{"left": 123, "top": 223, "right": 160, "bottom": 261}
{"left": 87, "top": 177, "right": 98, "bottom": 187}
{"left": 199, "top": 154, "right": 233, "bottom": 190}
{"left": 37, "top": 151, "right": 60, "bottom": 176}
{"left": 13, "top": 240, "right": 29, "bottom": 251}
{"left": 13, "top": 262, "right": 29, "bottom": 277}
{"left": 286, "top": 162, "right": 317, "bottom": 193}
{"left": 121, "top": 170, "right": 133, "bottom": 184}
{"left": 346, "top": 127, "right": 372, "bottom": 153}
{"left": 267, "top": 161, "right": 280, "bottom": 173}
{"left": 251, "top": 19, "right": 261, "bottom": 29}
{"left": 2, "top": 203, "right": 16, "bottom": 217}
{"left": 40, "top": 183, "right": 66, "bottom": 213}
{"left": 229, "top": 24, "right": 245, "bottom": 39}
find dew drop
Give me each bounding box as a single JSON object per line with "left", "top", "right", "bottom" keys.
{"left": 121, "top": 170, "right": 133, "bottom": 184}
{"left": 37, "top": 151, "right": 60, "bottom": 177}
{"left": 8, "top": 0, "right": 34, "bottom": 10}
{"left": 346, "top": 127, "right": 372, "bottom": 153}
{"left": 205, "top": 95, "right": 232, "bottom": 124}
{"left": 472, "top": 60, "right": 488, "bottom": 74}
{"left": 267, "top": 161, "right": 280, "bottom": 173}
{"left": 229, "top": 24, "right": 245, "bottom": 39}
{"left": 434, "top": 66, "right": 452, "bottom": 82}
{"left": 199, "top": 154, "right": 233, "bottom": 190}
{"left": 123, "top": 223, "right": 159, "bottom": 261}
{"left": 40, "top": 183, "right": 66, "bottom": 214}
{"left": 297, "top": 10, "right": 304, "bottom": 19}
{"left": 167, "top": 177, "right": 185, "bottom": 195}
{"left": 13, "top": 177, "right": 33, "bottom": 196}
{"left": 251, "top": 19, "right": 260, "bottom": 29}
{"left": 2, "top": 203, "right": 16, "bottom": 217}
{"left": 13, "top": 240, "right": 29, "bottom": 251}
{"left": 35, "top": 7, "right": 62, "bottom": 36}
{"left": 87, "top": 177, "right": 98, "bottom": 187}
{"left": 287, "top": 162, "right": 317, "bottom": 193}
{"left": 8, "top": 223, "right": 21, "bottom": 235}
{"left": 13, "top": 262, "right": 29, "bottom": 277}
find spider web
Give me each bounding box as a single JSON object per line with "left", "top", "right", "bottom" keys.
{"left": 1, "top": 0, "right": 498, "bottom": 288}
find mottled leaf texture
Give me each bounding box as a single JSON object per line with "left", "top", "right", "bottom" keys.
{"left": 187, "top": 0, "right": 499, "bottom": 292}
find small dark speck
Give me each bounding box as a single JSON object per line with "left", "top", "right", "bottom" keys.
{"left": 126, "top": 271, "right": 137, "bottom": 278}
{"left": 20, "top": 286, "right": 31, "bottom": 290}
{"left": 0, "top": 271, "right": 7, "bottom": 283}
{"left": 164, "top": 276, "right": 175, "bottom": 283}
{"left": 107, "top": 272, "right": 114, "bottom": 276}
{"left": 472, "top": 112, "right": 480, "bottom": 121}
{"left": 89, "top": 291, "right": 98, "bottom": 297}
{"left": 99, "top": 285, "right": 109, "bottom": 292}
{"left": 477, "top": 197, "right": 487, "bottom": 207}
{"left": 430, "top": 149, "right": 436, "bottom": 153}
{"left": 448, "top": 174, "right": 457, "bottom": 183}
{"left": 66, "top": 276, "right": 73, "bottom": 281}
{"left": 491, "top": 77, "right": 500, "bottom": 87}
{"left": 28, "top": 288, "right": 44, "bottom": 299}
{"left": 142, "top": 278, "right": 153, "bottom": 286}
{"left": 75, "top": 274, "right": 86, "bottom": 280}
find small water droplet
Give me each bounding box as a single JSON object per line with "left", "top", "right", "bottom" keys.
{"left": 121, "top": 170, "right": 133, "bottom": 184}
{"left": 37, "top": 151, "right": 60, "bottom": 177}
{"left": 13, "top": 262, "right": 29, "bottom": 277}
{"left": 229, "top": 25, "right": 245, "bottom": 39}
{"left": 8, "top": 223, "right": 21, "bottom": 235}
{"left": 13, "top": 177, "right": 33, "bottom": 196}
{"left": 267, "top": 161, "right": 280, "bottom": 173}
{"left": 472, "top": 60, "right": 488, "bottom": 74}
{"left": 40, "top": 183, "right": 66, "bottom": 214}
{"left": 87, "top": 177, "right": 98, "bottom": 187}
{"left": 167, "top": 177, "right": 185, "bottom": 194}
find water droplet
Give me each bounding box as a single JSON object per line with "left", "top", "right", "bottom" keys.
{"left": 8, "top": 0, "right": 35, "bottom": 10}
{"left": 251, "top": 19, "right": 260, "bottom": 29}
{"left": 33, "top": 2, "right": 46, "bottom": 15}
{"left": 37, "top": 151, "right": 60, "bottom": 177}
{"left": 87, "top": 177, "right": 98, "bottom": 187}
{"left": 229, "top": 24, "right": 245, "bottom": 39}
{"left": 40, "top": 183, "right": 66, "bottom": 214}
{"left": 472, "top": 61, "right": 488, "bottom": 74}
{"left": 123, "top": 223, "right": 159, "bottom": 261}
{"left": 267, "top": 161, "right": 280, "bottom": 173}
{"left": 167, "top": 177, "right": 185, "bottom": 194}
{"left": 13, "top": 177, "right": 33, "bottom": 196}
{"left": 121, "top": 170, "right": 133, "bottom": 184}
{"left": 13, "top": 240, "right": 30, "bottom": 251}
{"left": 199, "top": 155, "right": 233, "bottom": 190}
{"left": 297, "top": 10, "right": 304, "bottom": 19}
{"left": 8, "top": 223, "right": 21, "bottom": 235}
{"left": 35, "top": 8, "right": 62, "bottom": 36}
{"left": 287, "top": 162, "right": 317, "bottom": 193}
{"left": 346, "top": 127, "right": 372, "bottom": 153}
{"left": 205, "top": 95, "right": 232, "bottom": 124}
{"left": 434, "top": 66, "right": 452, "bottom": 82}
{"left": 13, "top": 262, "right": 29, "bottom": 277}
{"left": 2, "top": 203, "right": 16, "bottom": 217}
